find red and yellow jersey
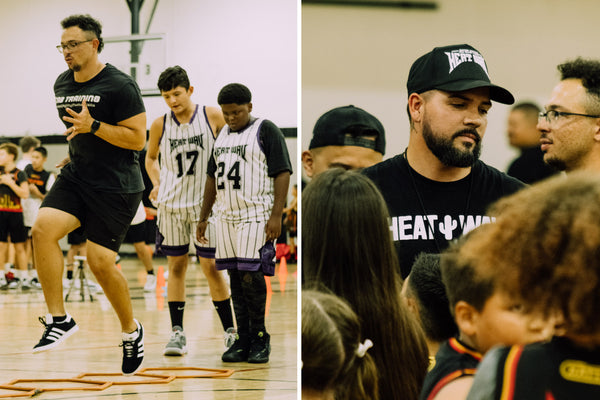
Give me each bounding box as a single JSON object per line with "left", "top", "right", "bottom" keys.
{"left": 0, "top": 168, "right": 27, "bottom": 213}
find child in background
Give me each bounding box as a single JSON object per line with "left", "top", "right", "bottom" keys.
{"left": 0, "top": 143, "right": 30, "bottom": 289}
{"left": 465, "top": 173, "right": 600, "bottom": 399}
{"left": 419, "top": 226, "right": 554, "bottom": 400}
{"left": 302, "top": 290, "right": 378, "bottom": 400}
{"left": 23, "top": 146, "right": 56, "bottom": 288}
{"left": 303, "top": 168, "right": 429, "bottom": 400}
{"left": 402, "top": 252, "right": 458, "bottom": 364}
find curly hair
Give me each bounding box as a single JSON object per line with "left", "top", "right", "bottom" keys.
{"left": 303, "top": 168, "right": 429, "bottom": 400}
{"left": 302, "top": 290, "right": 379, "bottom": 400}
{"left": 451, "top": 172, "right": 600, "bottom": 336}
{"left": 558, "top": 58, "right": 600, "bottom": 113}
{"left": 61, "top": 14, "right": 104, "bottom": 53}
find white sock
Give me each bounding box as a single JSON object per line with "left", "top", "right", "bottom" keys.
{"left": 122, "top": 320, "right": 140, "bottom": 341}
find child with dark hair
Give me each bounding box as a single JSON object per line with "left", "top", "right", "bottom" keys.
{"left": 420, "top": 223, "right": 554, "bottom": 400}
{"left": 146, "top": 66, "right": 234, "bottom": 357}
{"left": 23, "top": 146, "right": 55, "bottom": 288}
{"left": 402, "top": 252, "right": 458, "bottom": 363}
{"left": 198, "top": 83, "right": 292, "bottom": 363}
{"left": 302, "top": 290, "right": 378, "bottom": 400}
{"left": 303, "top": 168, "right": 429, "bottom": 400}
{"left": 0, "top": 142, "right": 30, "bottom": 289}
{"left": 463, "top": 173, "right": 600, "bottom": 399}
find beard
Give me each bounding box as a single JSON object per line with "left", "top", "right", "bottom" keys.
{"left": 70, "top": 63, "right": 82, "bottom": 72}
{"left": 422, "top": 119, "right": 482, "bottom": 167}
{"left": 543, "top": 154, "right": 567, "bottom": 171}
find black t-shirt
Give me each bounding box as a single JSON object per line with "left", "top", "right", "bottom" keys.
{"left": 420, "top": 338, "right": 482, "bottom": 400}
{"left": 507, "top": 146, "right": 558, "bottom": 185}
{"left": 363, "top": 154, "right": 525, "bottom": 278}
{"left": 467, "top": 337, "right": 600, "bottom": 400}
{"left": 24, "top": 164, "right": 52, "bottom": 195}
{"left": 54, "top": 63, "right": 145, "bottom": 192}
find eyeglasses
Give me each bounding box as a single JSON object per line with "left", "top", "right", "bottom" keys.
{"left": 56, "top": 39, "right": 93, "bottom": 53}
{"left": 539, "top": 109, "right": 600, "bottom": 124}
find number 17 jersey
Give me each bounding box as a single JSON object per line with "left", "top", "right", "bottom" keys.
{"left": 156, "top": 104, "right": 215, "bottom": 215}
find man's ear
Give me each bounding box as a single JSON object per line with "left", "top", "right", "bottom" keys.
{"left": 302, "top": 150, "right": 315, "bottom": 178}
{"left": 408, "top": 93, "right": 426, "bottom": 124}
{"left": 593, "top": 118, "right": 600, "bottom": 142}
{"left": 454, "top": 300, "right": 478, "bottom": 337}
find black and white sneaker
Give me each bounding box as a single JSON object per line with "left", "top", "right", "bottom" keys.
{"left": 121, "top": 319, "right": 144, "bottom": 375}
{"left": 33, "top": 313, "right": 79, "bottom": 353}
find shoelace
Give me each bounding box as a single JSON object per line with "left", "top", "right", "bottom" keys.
{"left": 39, "top": 316, "right": 49, "bottom": 330}
{"left": 171, "top": 331, "right": 182, "bottom": 339}
{"left": 120, "top": 340, "right": 135, "bottom": 358}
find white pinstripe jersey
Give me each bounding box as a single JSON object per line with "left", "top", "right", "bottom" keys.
{"left": 212, "top": 118, "right": 274, "bottom": 223}
{"left": 155, "top": 105, "right": 215, "bottom": 215}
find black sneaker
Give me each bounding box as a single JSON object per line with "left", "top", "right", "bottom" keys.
{"left": 222, "top": 333, "right": 250, "bottom": 362}
{"left": 121, "top": 319, "right": 144, "bottom": 375}
{"left": 248, "top": 331, "right": 271, "bottom": 363}
{"left": 33, "top": 314, "right": 79, "bottom": 353}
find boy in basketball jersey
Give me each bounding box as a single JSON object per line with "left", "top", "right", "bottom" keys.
{"left": 0, "top": 142, "right": 30, "bottom": 289}
{"left": 419, "top": 229, "right": 554, "bottom": 400}
{"left": 197, "top": 83, "right": 292, "bottom": 363}
{"left": 145, "top": 66, "right": 234, "bottom": 356}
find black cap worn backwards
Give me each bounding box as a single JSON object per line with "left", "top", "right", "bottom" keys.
{"left": 407, "top": 44, "right": 514, "bottom": 104}
{"left": 309, "top": 105, "right": 386, "bottom": 155}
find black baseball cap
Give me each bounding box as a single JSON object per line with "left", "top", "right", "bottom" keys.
{"left": 309, "top": 105, "right": 386, "bottom": 155}
{"left": 407, "top": 44, "right": 514, "bottom": 105}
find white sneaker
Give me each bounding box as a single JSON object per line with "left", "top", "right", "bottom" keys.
{"left": 8, "top": 279, "right": 20, "bottom": 289}
{"left": 164, "top": 326, "right": 187, "bottom": 356}
{"left": 20, "top": 278, "right": 32, "bottom": 291}
{"left": 29, "top": 278, "right": 42, "bottom": 290}
{"left": 144, "top": 274, "right": 157, "bottom": 292}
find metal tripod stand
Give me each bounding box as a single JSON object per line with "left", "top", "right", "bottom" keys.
{"left": 64, "top": 255, "right": 95, "bottom": 302}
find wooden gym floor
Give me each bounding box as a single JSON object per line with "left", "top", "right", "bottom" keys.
{"left": 0, "top": 255, "right": 298, "bottom": 399}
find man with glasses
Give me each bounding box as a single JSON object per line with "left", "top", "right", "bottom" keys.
{"left": 32, "top": 14, "right": 146, "bottom": 375}
{"left": 538, "top": 58, "right": 600, "bottom": 172}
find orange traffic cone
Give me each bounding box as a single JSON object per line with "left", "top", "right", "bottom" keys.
{"left": 278, "top": 256, "right": 288, "bottom": 293}
{"left": 157, "top": 265, "right": 165, "bottom": 288}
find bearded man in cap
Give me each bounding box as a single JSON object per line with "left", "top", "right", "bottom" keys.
{"left": 363, "top": 44, "right": 525, "bottom": 279}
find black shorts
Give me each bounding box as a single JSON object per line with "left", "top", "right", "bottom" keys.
{"left": 41, "top": 176, "right": 142, "bottom": 252}
{"left": 144, "top": 218, "right": 157, "bottom": 245}
{"left": 67, "top": 226, "right": 86, "bottom": 245}
{"left": 124, "top": 220, "right": 145, "bottom": 243}
{"left": 0, "top": 211, "right": 27, "bottom": 243}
